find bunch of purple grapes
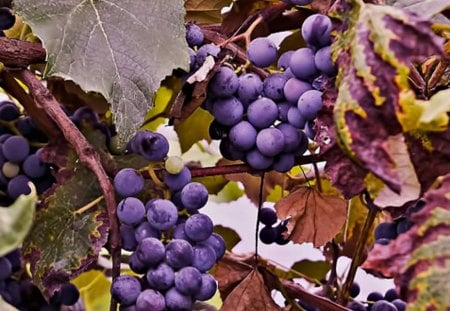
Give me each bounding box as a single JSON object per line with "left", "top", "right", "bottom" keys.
{"left": 258, "top": 207, "right": 290, "bottom": 245}
{"left": 346, "top": 283, "right": 406, "bottom": 311}
{"left": 112, "top": 131, "right": 225, "bottom": 310}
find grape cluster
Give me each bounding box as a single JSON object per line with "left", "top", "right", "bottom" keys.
{"left": 346, "top": 284, "right": 406, "bottom": 311}
{"left": 0, "top": 2, "right": 15, "bottom": 37}
{"left": 112, "top": 133, "right": 225, "bottom": 310}
{"left": 374, "top": 200, "right": 425, "bottom": 246}
{"left": 0, "top": 248, "right": 80, "bottom": 310}
{"left": 258, "top": 207, "right": 290, "bottom": 245}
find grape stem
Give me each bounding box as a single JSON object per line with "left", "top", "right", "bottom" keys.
{"left": 0, "top": 37, "right": 46, "bottom": 68}
{"left": 14, "top": 69, "right": 121, "bottom": 311}
{"left": 254, "top": 172, "right": 265, "bottom": 265}
{"left": 74, "top": 195, "right": 104, "bottom": 215}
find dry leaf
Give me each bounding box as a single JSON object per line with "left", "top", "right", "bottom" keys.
{"left": 275, "top": 186, "right": 347, "bottom": 247}
{"left": 215, "top": 253, "right": 254, "bottom": 300}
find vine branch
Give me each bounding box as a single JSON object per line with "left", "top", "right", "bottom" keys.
{"left": 0, "top": 37, "right": 45, "bottom": 67}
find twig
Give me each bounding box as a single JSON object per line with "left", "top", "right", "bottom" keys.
{"left": 313, "top": 162, "right": 322, "bottom": 193}
{"left": 0, "top": 37, "right": 46, "bottom": 68}
{"left": 254, "top": 172, "right": 265, "bottom": 265}
{"left": 322, "top": 239, "right": 339, "bottom": 299}
{"left": 15, "top": 70, "right": 121, "bottom": 311}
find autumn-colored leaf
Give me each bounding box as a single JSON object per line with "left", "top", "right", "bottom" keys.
{"left": 221, "top": 0, "right": 270, "bottom": 36}
{"left": 215, "top": 253, "right": 254, "bottom": 300}
{"left": 185, "top": 0, "right": 232, "bottom": 24}
{"left": 275, "top": 186, "right": 347, "bottom": 247}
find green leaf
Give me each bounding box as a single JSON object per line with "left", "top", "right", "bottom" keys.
{"left": 214, "top": 181, "right": 245, "bottom": 203}
{"left": 193, "top": 175, "right": 228, "bottom": 195}
{"left": 15, "top": 0, "right": 189, "bottom": 146}
{"left": 185, "top": 0, "right": 233, "bottom": 24}
{"left": 175, "top": 107, "right": 213, "bottom": 153}
{"left": 391, "top": 0, "right": 450, "bottom": 18}
{"left": 0, "top": 188, "right": 37, "bottom": 257}
{"left": 290, "top": 260, "right": 331, "bottom": 281}
{"left": 214, "top": 225, "right": 241, "bottom": 251}
{"left": 417, "top": 89, "right": 450, "bottom": 131}
{"left": 73, "top": 270, "right": 111, "bottom": 311}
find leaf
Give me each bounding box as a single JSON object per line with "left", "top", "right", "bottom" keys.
{"left": 214, "top": 225, "right": 241, "bottom": 251}
{"left": 15, "top": 0, "right": 189, "bottom": 146}
{"left": 175, "top": 107, "right": 213, "bottom": 153}
{"left": 362, "top": 173, "right": 450, "bottom": 310}
{"left": 0, "top": 297, "right": 18, "bottom": 311}
{"left": 185, "top": 0, "right": 232, "bottom": 24}
{"left": 0, "top": 188, "right": 37, "bottom": 257}
{"left": 214, "top": 181, "right": 245, "bottom": 203}
{"left": 275, "top": 186, "right": 347, "bottom": 247}
{"left": 23, "top": 165, "right": 108, "bottom": 297}
{"left": 290, "top": 260, "right": 331, "bottom": 282}
{"left": 221, "top": 269, "right": 281, "bottom": 311}
{"left": 417, "top": 89, "right": 450, "bottom": 130}
{"left": 221, "top": 0, "right": 270, "bottom": 36}
{"left": 193, "top": 175, "right": 228, "bottom": 195}
{"left": 72, "top": 270, "right": 111, "bottom": 311}
{"left": 391, "top": 0, "right": 450, "bottom": 18}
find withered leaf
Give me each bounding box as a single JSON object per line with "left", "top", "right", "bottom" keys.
{"left": 215, "top": 253, "right": 254, "bottom": 300}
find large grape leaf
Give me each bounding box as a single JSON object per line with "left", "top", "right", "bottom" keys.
{"left": 0, "top": 189, "right": 37, "bottom": 257}
{"left": 15, "top": 0, "right": 189, "bottom": 146}
{"left": 390, "top": 0, "right": 450, "bottom": 18}
{"left": 362, "top": 173, "right": 450, "bottom": 310}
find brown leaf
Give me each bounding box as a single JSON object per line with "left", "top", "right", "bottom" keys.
{"left": 221, "top": 269, "right": 281, "bottom": 311}
{"left": 275, "top": 187, "right": 347, "bottom": 247}
{"left": 221, "top": 0, "right": 269, "bottom": 36}
{"left": 215, "top": 253, "right": 254, "bottom": 300}
{"left": 185, "top": 0, "right": 232, "bottom": 24}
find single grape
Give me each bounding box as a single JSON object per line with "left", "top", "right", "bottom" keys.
{"left": 384, "top": 288, "right": 399, "bottom": 302}
{"left": 273, "top": 153, "right": 296, "bottom": 172}
{"left": 196, "top": 43, "right": 220, "bottom": 66}
{"left": 392, "top": 299, "right": 406, "bottom": 311}
{"left": 200, "top": 233, "right": 226, "bottom": 260}
{"left": 120, "top": 224, "right": 138, "bottom": 251}
{"left": 195, "top": 273, "right": 217, "bottom": 301}
{"left": 59, "top": 283, "right": 79, "bottom": 306}
{"left": 136, "top": 237, "right": 165, "bottom": 267}
{"left": 71, "top": 107, "right": 100, "bottom": 126}
{"left": 374, "top": 223, "right": 397, "bottom": 240}
{"left": 184, "top": 214, "right": 214, "bottom": 242}
{"left": 136, "top": 289, "right": 165, "bottom": 311}
{"left": 305, "top": 119, "right": 316, "bottom": 140}
{"left": 180, "top": 182, "right": 209, "bottom": 211}
{"left": 297, "top": 90, "right": 323, "bottom": 120}
{"left": 209, "top": 66, "right": 239, "bottom": 97}
{"left": 22, "top": 154, "right": 47, "bottom": 179}
{"left": 219, "top": 138, "right": 245, "bottom": 161}
{"left": 301, "top": 14, "right": 332, "bottom": 48}
{"left": 276, "top": 123, "right": 303, "bottom": 153}
{"left": 7, "top": 175, "right": 32, "bottom": 200}
{"left": 165, "top": 156, "right": 185, "bottom": 175}
{"left": 2, "top": 161, "right": 20, "bottom": 178}
{"left": 208, "top": 120, "right": 229, "bottom": 140}
{"left": 172, "top": 222, "right": 192, "bottom": 242}
{"left": 110, "top": 275, "right": 141, "bottom": 306}
{"left": 367, "top": 291, "right": 384, "bottom": 302}
{"left": 289, "top": 48, "right": 318, "bottom": 81}
{"left": 375, "top": 238, "right": 391, "bottom": 245}
{"left": 247, "top": 37, "right": 278, "bottom": 68}
{"left": 290, "top": 0, "right": 313, "bottom": 5}
{"left": 277, "top": 50, "right": 294, "bottom": 70}
{"left": 129, "top": 251, "right": 147, "bottom": 274}
{"left": 2, "top": 136, "right": 30, "bottom": 163}
{"left": 246, "top": 148, "right": 273, "bottom": 170}
{"left": 237, "top": 73, "right": 263, "bottom": 105}
{"left": 396, "top": 217, "right": 412, "bottom": 235}
{"left": 229, "top": 121, "right": 257, "bottom": 151}
{"left": 349, "top": 282, "right": 360, "bottom": 298}
{"left": 314, "top": 46, "right": 337, "bottom": 76}
{"left": 259, "top": 226, "right": 277, "bottom": 244}
{"left": 247, "top": 97, "right": 278, "bottom": 129}
{"left": 283, "top": 78, "right": 312, "bottom": 104}
{"left": 146, "top": 262, "right": 175, "bottom": 291}
{"left": 211, "top": 96, "right": 244, "bottom": 126}
{"left": 192, "top": 244, "right": 216, "bottom": 272}
{"left": 171, "top": 191, "right": 186, "bottom": 211}
{"left": 287, "top": 107, "right": 306, "bottom": 129}
{"left": 185, "top": 23, "right": 204, "bottom": 48}
{"left": 146, "top": 199, "right": 178, "bottom": 231}
{"left": 117, "top": 197, "right": 146, "bottom": 226}
{"left": 277, "top": 101, "right": 293, "bottom": 122}
{"left": 0, "top": 101, "right": 20, "bottom": 121}
{"left": 263, "top": 73, "right": 288, "bottom": 102}
{"left": 256, "top": 128, "right": 285, "bottom": 157}
{"left": 371, "top": 300, "right": 397, "bottom": 311}
{"left": 130, "top": 131, "right": 169, "bottom": 161}
{"left": 346, "top": 301, "right": 366, "bottom": 311}
{"left": 165, "top": 239, "right": 194, "bottom": 269}
{"left": 175, "top": 266, "right": 202, "bottom": 295}
{"left": 134, "top": 221, "right": 160, "bottom": 243}
{"left": 188, "top": 47, "right": 196, "bottom": 72}
{"left": 165, "top": 287, "right": 193, "bottom": 311}
{"left": 163, "top": 166, "right": 192, "bottom": 192}
{"left": 259, "top": 208, "right": 278, "bottom": 226}
{"left": 0, "top": 257, "right": 12, "bottom": 280}
{"left": 5, "top": 249, "right": 21, "bottom": 272}
{"left": 0, "top": 8, "right": 14, "bottom": 30}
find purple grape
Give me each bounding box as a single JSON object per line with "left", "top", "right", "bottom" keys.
{"left": 196, "top": 43, "right": 220, "bottom": 66}
{"left": 392, "top": 299, "right": 406, "bottom": 311}
{"left": 219, "top": 138, "right": 245, "bottom": 161}
{"left": 283, "top": 67, "right": 295, "bottom": 80}
{"left": 0, "top": 101, "right": 20, "bottom": 121}
{"left": 129, "top": 252, "right": 147, "bottom": 274}
{"left": 374, "top": 223, "right": 398, "bottom": 240}
{"left": 184, "top": 214, "right": 214, "bottom": 242}
{"left": 297, "top": 89, "right": 322, "bottom": 120}
{"left": 350, "top": 282, "right": 360, "bottom": 298}
{"left": 229, "top": 121, "right": 257, "bottom": 151}
{"left": 384, "top": 288, "right": 399, "bottom": 302}
{"left": 185, "top": 23, "right": 204, "bottom": 48}
{"left": 256, "top": 128, "right": 285, "bottom": 157}
{"left": 172, "top": 222, "right": 192, "bottom": 241}
{"left": 276, "top": 123, "right": 303, "bottom": 152}
{"left": 195, "top": 273, "right": 217, "bottom": 301}
{"left": 192, "top": 244, "right": 216, "bottom": 272}
{"left": 396, "top": 217, "right": 412, "bottom": 235}
{"left": 171, "top": 191, "right": 185, "bottom": 211}
{"left": 237, "top": 73, "right": 263, "bottom": 105}
{"left": 290, "top": 0, "right": 313, "bottom": 4}
{"left": 5, "top": 249, "right": 21, "bottom": 272}
{"left": 208, "top": 120, "right": 229, "bottom": 140}
{"left": 163, "top": 166, "right": 192, "bottom": 192}
{"left": 275, "top": 224, "right": 290, "bottom": 245}
{"left": 259, "top": 208, "right": 278, "bottom": 226}
{"left": 347, "top": 301, "right": 366, "bottom": 311}
{"left": 22, "top": 154, "right": 47, "bottom": 179}
{"left": 165, "top": 239, "right": 194, "bottom": 269}
{"left": 301, "top": 14, "right": 332, "bottom": 48}
{"left": 146, "top": 199, "right": 178, "bottom": 231}
{"left": 2, "top": 136, "right": 30, "bottom": 163}
{"left": 367, "top": 291, "right": 384, "bottom": 302}
{"left": 136, "top": 289, "right": 165, "bottom": 311}
{"left": 110, "top": 275, "right": 141, "bottom": 306}
{"left": 289, "top": 48, "right": 318, "bottom": 80}
{"left": 120, "top": 224, "right": 138, "bottom": 251}
{"left": 7, "top": 175, "right": 32, "bottom": 200}
{"left": 0, "top": 257, "right": 12, "bottom": 280}
{"left": 247, "top": 37, "right": 278, "bottom": 68}
{"left": 371, "top": 300, "right": 397, "bottom": 311}
{"left": 305, "top": 119, "right": 316, "bottom": 139}
{"left": 315, "top": 46, "right": 337, "bottom": 76}
{"left": 277, "top": 101, "right": 293, "bottom": 122}
{"left": 146, "top": 262, "right": 175, "bottom": 291}
{"left": 180, "top": 182, "right": 208, "bottom": 211}
{"left": 274, "top": 153, "right": 296, "bottom": 172}
{"left": 114, "top": 168, "right": 145, "bottom": 197}
{"left": 200, "top": 233, "right": 226, "bottom": 260}
{"left": 130, "top": 131, "right": 169, "bottom": 161}
{"left": 259, "top": 226, "right": 277, "bottom": 244}
{"left": 247, "top": 97, "right": 278, "bottom": 129}
{"left": 277, "top": 50, "right": 294, "bottom": 69}
{"left": 246, "top": 148, "right": 273, "bottom": 170}
{"left": 174, "top": 266, "right": 202, "bottom": 295}
{"left": 59, "top": 283, "right": 79, "bottom": 306}
{"left": 136, "top": 237, "right": 165, "bottom": 266}
{"left": 376, "top": 238, "right": 391, "bottom": 245}
{"left": 212, "top": 96, "right": 244, "bottom": 126}
{"left": 209, "top": 66, "right": 239, "bottom": 97}
{"left": 165, "top": 287, "right": 193, "bottom": 311}
{"left": 283, "top": 78, "right": 312, "bottom": 103}
{"left": 134, "top": 221, "right": 160, "bottom": 243}
{"left": 263, "top": 73, "right": 287, "bottom": 102}
{"left": 188, "top": 47, "right": 196, "bottom": 72}
{"left": 117, "top": 197, "right": 146, "bottom": 226}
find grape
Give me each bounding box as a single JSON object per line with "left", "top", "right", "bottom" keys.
{"left": 2, "top": 161, "right": 19, "bottom": 178}
{"left": 146, "top": 199, "right": 178, "bottom": 231}
{"left": 165, "top": 239, "right": 194, "bottom": 269}
{"left": 283, "top": 67, "right": 295, "bottom": 80}
{"left": 7, "top": 175, "right": 32, "bottom": 199}
{"left": 180, "top": 182, "right": 208, "bottom": 211}
{"left": 247, "top": 37, "right": 278, "bottom": 68}
{"left": 289, "top": 48, "right": 318, "bottom": 80}
{"left": 196, "top": 43, "right": 220, "bottom": 66}
{"left": 0, "top": 257, "right": 12, "bottom": 280}
{"left": 259, "top": 226, "right": 277, "bottom": 244}
{"left": 305, "top": 119, "right": 316, "bottom": 139}
{"left": 117, "top": 197, "right": 146, "bottom": 226}
{"left": 275, "top": 223, "right": 289, "bottom": 245}
{"left": 5, "top": 249, "right": 21, "bottom": 272}
{"left": 200, "top": 233, "right": 226, "bottom": 260}
{"left": 277, "top": 50, "right": 294, "bottom": 70}
{"left": 163, "top": 166, "right": 192, "bottom": 192}
{"left": 59, "top": 283, "right": 79, "bottom": 306}
{"left": 129, "top": 252, "right": 147, "bottom": 274}
{"left": 209, "top": 66, "right": 239, "bottom": 97}
{"left": 111, "top": 275, "right": 142, "bottom": 306}
{"left": 247, "top": 97, "right": 278, "bottom": 129}
{"left": 314, "top": 46, "right": 337, "bottom": 76}
{"left": 136, "top": 289, "right": 165, "bottom": 311}
{"left": 134, "top": 221, "right": 160, "bottom": 243}
{"left": 0, "top": 133, "right": 12, "bottom": 143}
{"left": 293, "top": 130, "right": 308, "bottom": 156}
{"left": 171, "top": 192, "right": 185, "bottom": 211}
{"left": 114, "top": 168, "right": 145, "bottom": 199}
{"left": 165, "top": 156, "right": 184, "bottom": 175}
{"left": 256, "top": 128, "right": 285, "bottom": 157}
{"left": 130, "top": 131, "right": 169, "bottom": 161}
{"left": 346, "top": 301, "right": 366, "bottom": 311}
{"left": 276, "top": 123, "right": 303, "bottom": 152}
{"left": 301, "top": 14, "right": 332, "bottom": 48}
{"left": 374, "top": 223, "right": 397, "bottom": 240}
{"left": 375, "top": 238, "right": 390, "bottom": 245}
{"left": 192, "top": 244, "right": 216, "bottom": 272}
{"left": 277, "top": 101, "right": 293, "bottom": 122}
{"left": 195, "top": 273, "right": 217, "bottom": 301}
{"left": 263, "top": 73, "right": 288, "bottom": 102}
{"left": 237, "top": 73, "right": 263, "bottom": 105}
{"left": 208, "top": 119, "right": 228, "bottom": 140}
{"left": 172, "top": 222, "right": 192, "bottom": 241}
{"left": 259, "top": 208, "right": 277, "bottom": 226}
{"left": 367, "top": 291, "right": 384, "bottom": 302}
{"left": 229, "top": 121, "right": 257, "bottom": 151}
{"left": 165, "top": 287, "right": 193, "bottom": 311}
{"left": 283, "top": 78, "right": 312, "bottom": 103}
{"left": 188, "top": 47, "right": 196, "bottom": 72}
{"left": 212, "top": 96, "right": 244, "bottom": 126}
{"left": 396, "top": 217, "right": 412, "bottom": 235}
{"left": 184, "top": 214, "right": 213, "bottom": 242}
{"left": 290, "top": 0, "right": 313, "bottom": 4}
{"left": 273, "top": 153, "right": 295, "bottom": 172}
{"left": 297, "top": 90, "right": 323, "bottom": 120}
{"left": 22, "top": 154, "right": 47, "bottom": 179}
{"left": 136, "top": 237, "right": 165, "bottom": 266}
{"left": 146, "top": 262, "right": 175, "bottom": 291}
{"left": 174, "top": 266, "right": 202, "bottom": 295}
{"left": 2, "top": 136, "right": 30, "bottom": 163}
{"left": 349, "top": 282, "right": 360, "bottom": 298}
{"left": 0, "top": 8, "right": 16, "bottom": 30}
{"left": 246, "top": 148, "right": 273, "bottom": 170}
{"left": 219, "top": 138, "right": 245, "bottom": 161}
{"left": 384, "top": 288, "right": 399, "bottom": 302}
{"left": 287, "top": 107, "right": 306, "bottom": 129}
{"left": 371, "top": 300, "right": 397, "bottom": 311}
{"left": 392, "top": 299, "right": 406, "bottom": 311}
{"left": 0, "top": 101, "right": 20, "bottom": 121}
{"left": 185, "top": 23, "right": 204, "bottom": 48}
{"left": 120, "top": 224, "right": 138, "bottom": 251}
